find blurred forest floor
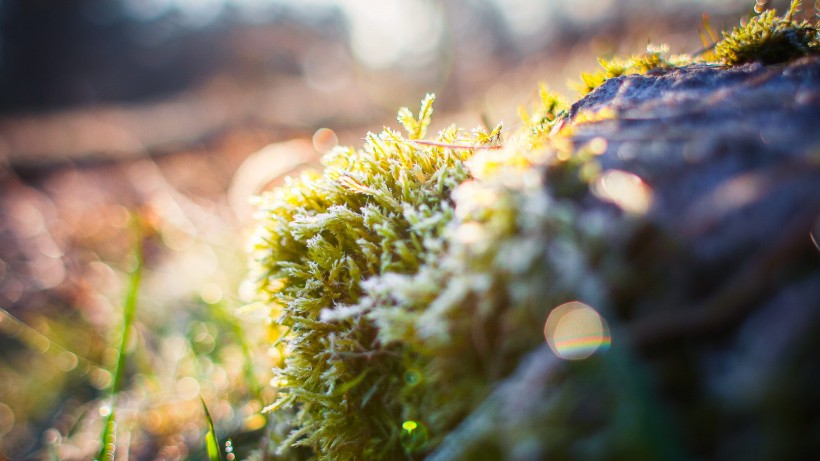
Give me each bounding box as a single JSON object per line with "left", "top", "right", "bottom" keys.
{"left": 0, "top": 0, "right": 766, "bottom": 459}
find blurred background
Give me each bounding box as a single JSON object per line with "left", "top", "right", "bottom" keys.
{"left": 0, "top": 0, "right": 773, "bottom": 459}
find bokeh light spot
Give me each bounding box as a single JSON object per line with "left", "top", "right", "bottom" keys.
{"left": 90, "top": 368, "right": 113, "bottom": 390}
{"left": 111, "top": 206, "right": 131, "bottom": 228}
{"left": 400, "top": 420, "right": 428, "bottom": 452}
{"left": 244, "top": 414, "right": 267, "bottom": 431}
{"left": 200, "top": 283, "right": 223, "bottom": 305}
{"left": 56, "top": 350, "right": 79, "bottom": 372}
{"left": 175, "top": 376, "right": 201, "bottom": 400}
{"left": 160, "top": 221, "right": 195, "bottom": 252}
{"left": 544, "top": 301, "right": 611, "bottom": 360}
{"left": 44, "top": 427, "right": 61, "bottom": 445}
{"left": 592, "top": 169, "right": 653, "bottom": 215}
{"left": 454, "top": 222, "right": 485, "bottom": 245}
{"left": 312, "top": 128, "right": 338, "bottom": 154}
{"left": 404, "top": 369, "right": 422, "bottom": 386}
{"left": 587, "top": 136, "right": 608, "bottom": 155}
{"left": 10, "top": 203, "right": 45, "bottom": 238}
{"left": 342, "top": 0, "right": 444, "bottom": 69}
{"left": 225, "top": 439, "right": 235, "bottom": 461}
{"left": 0, "top": 402, "right": 15, "bottom": 437}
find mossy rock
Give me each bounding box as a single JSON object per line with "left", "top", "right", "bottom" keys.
{"left": 427, "top": 55, "right": 820, "bottom": 461}
{"left": 246, "top": 4, "right": 820, "bottom": 460}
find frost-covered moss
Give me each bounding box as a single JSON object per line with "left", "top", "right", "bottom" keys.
{"left": 246, "top": 2, "right": 819, "bottom": 460}
{"left": 247, "top": 86, "right": 614, "bottom": 459}
{"left": 247, "top": 94, "right": 529, "bottom": 460}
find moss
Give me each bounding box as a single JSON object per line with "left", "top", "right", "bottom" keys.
{"left": 247, "top": 84, "right": 613, "bottom": 459}
{"left": 246, "top": 2, "right": 819, "bottom": 460}
{"left": 248, "top": 94, "right": 507, "bottom": 460}
{"left": 714, "top": 0, "right": 820, "bottom": 65}
{"left": 575, "top": 45, "right": 693, "bottom": 95}
{"left": 575, "top": 1, "right": 820, "bottom": 96}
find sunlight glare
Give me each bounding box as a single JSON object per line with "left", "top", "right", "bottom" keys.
{"left": 336, "top": 0, "right": 444, "bottom": 69}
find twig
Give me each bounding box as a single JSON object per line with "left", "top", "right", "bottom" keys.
{"left": 412, "top": 140, "right": 503, "bottom": 150}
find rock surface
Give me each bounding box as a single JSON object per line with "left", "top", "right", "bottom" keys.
{"left": 428, "top": 57, "right": 820, "bottom": 460}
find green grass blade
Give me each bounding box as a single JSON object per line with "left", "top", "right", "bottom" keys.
{"left": 96, "top": 215, "right": 143, "bottom": 461}
{"left": 201, "top": 397, "right": 222, "bottom": 461}
{"left": 213, "top": 301, "right": 264, "bottom": 400}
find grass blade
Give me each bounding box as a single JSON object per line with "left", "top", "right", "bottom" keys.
{"left": 96, "top": 215, "right": 143, "bottom": 461}
{"left": 201, "top": 397, "right": 222, "bottom": 461}
{"left": 213, "top": 302, "right": 264, "bottom": 400}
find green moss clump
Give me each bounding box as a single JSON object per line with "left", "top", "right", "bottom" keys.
{"left": 576, "top": 45, "right": 693, "bottom": 95}
{"left": 247, "top": 85, "right": 613, "bottom": 459}
{"left": 247, "top": 94, "right": 525, "bottom": 460}
{"left": 575, "top": 1, "right": 820, "bottom": 96}
{"left": 246, "top": 2, "right": 820, "bottom": 460}
{"left": 714, "top": 0, "right": 820, "bottom": 65}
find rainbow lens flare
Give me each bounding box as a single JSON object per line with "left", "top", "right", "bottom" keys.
{"left": 544, "top": 301, "right": 611, "bottom": 360}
